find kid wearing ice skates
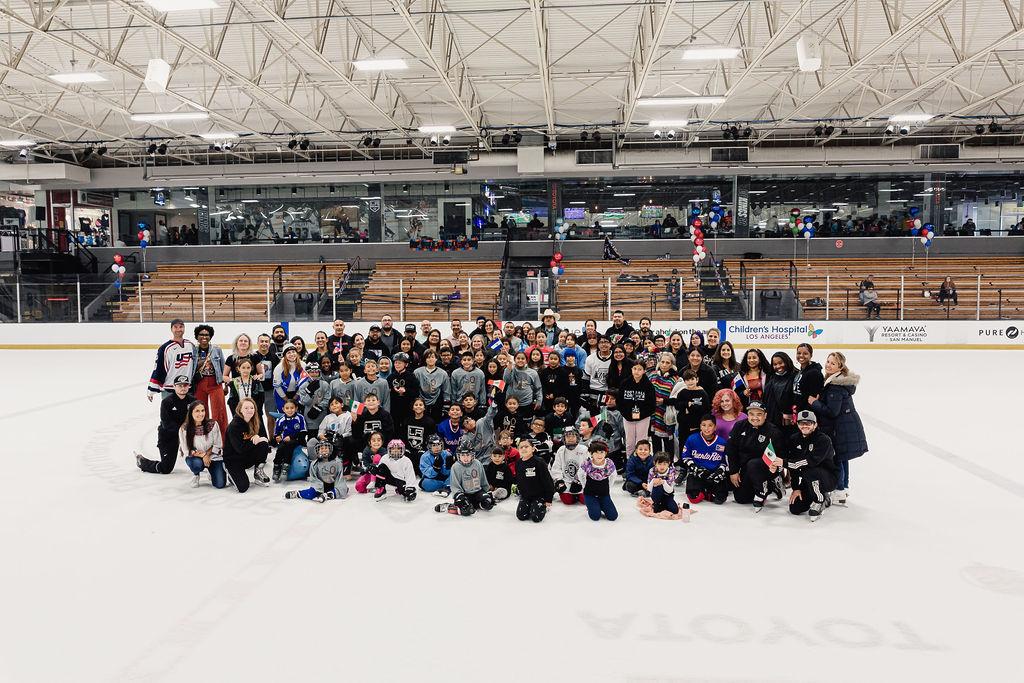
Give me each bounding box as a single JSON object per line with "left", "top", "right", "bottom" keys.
{"left": 435, "top": 445, "right": 493, "bottom": 516}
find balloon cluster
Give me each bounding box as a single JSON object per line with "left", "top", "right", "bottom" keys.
{"left": 689, "top": 206, "right": 707, "bottom": 263}
{"left": 904, "top": 207, "right": 935, "bottom": 247}
{"left": 554, "top": 218, "right": 569, "bottom": 243}
{"left": 800, "top": 215, "right": 815, "bottom": 239}
{"left": 137, "top": 227, "right": 151, "bottom": 249}
{"left": 111, "top": 252, "right": 127, "bottom": 290}
{"left": 550, "top": 250, "right": 565, "bottom": 277}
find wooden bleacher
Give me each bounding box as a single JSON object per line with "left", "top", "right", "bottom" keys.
{"left": 732, "top": 256, "right": 1024, "bottom": 320}
{"left": 112, "top": 262, "right": 348, "bottom": 322}
{"left": 553, "top": 259, "right": 703, "bottom": 320}
{"left": 355, "top": 260, "right": 501, "bottom": 321}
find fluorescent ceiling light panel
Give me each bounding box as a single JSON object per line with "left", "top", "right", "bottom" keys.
{"left": 199, "top": 132, "right": 239, "bottom": 140}
{"left": 613, "top": 193, "right": 635, "bottom": 197}
{"left": 145, "top": 0, "right": 219, "bottom": 10}
{"left": 353, "top": 58, "right": 408, "bottom": 71}
{"left": 647, "top": 120, "right": 689, "bottom": 127}
{"left": 569, "top": 201, "right": 586, "bottom": 205}
{"left": 682, "top": 47, "right": 741, "bottom": 60}
{"left": 636, "top": 96, "right": 726, "bottom": 107}
{"left": 888, "top": 113, "right": 934, "bottom": 123}
{"left": 50, "top": 72, "right": 106, "bottom": 84}
{"left": 418, "top": 125, "right": 456, "bottom": 133}
{"left": 241, "top": 199, "right": 260, "bottom": 203}
{"left": 0, "top": 140, "right": 35, "bottom": 147}
{"left": 131, "top": 112, "right": 209, "bottom": 122}
{"left": 747, "top": 190, "right": 767, "bottom": 194}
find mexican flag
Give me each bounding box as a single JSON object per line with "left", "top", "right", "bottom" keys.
{"left": 762, "top": 440, "right": 781, "bottom": 467}
{"left": 350, "top": 399, "right": 366, "bottom": 417}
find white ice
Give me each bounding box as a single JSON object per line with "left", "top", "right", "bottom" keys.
{"left": 1, "top": 348, "right": 1021, "bottom": 683}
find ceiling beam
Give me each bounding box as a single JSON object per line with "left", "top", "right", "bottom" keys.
{"left": 528, "top": 0, "right": 556, "bottom": 135}
{"left": 620, "top": 0, "right": 678, "bottom": 137}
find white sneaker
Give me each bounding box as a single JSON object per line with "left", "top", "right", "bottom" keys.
{"left": 190, "top": 474, "right": 200, "bottom": 488}
{"left": 833, "top": 489, "right": 848, "bottom": 505}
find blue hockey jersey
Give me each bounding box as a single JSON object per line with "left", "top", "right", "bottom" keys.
{"left": 683, "top": 432, "right": 728, "bottom": 471}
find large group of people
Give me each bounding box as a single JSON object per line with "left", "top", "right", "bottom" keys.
{"left": 136, "top": 310, "right": 868, "bottom": 523}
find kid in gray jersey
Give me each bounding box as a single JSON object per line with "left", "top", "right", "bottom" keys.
{"left": 450, "top": 352, "right": 487, "bottom": 406}
{"left": 435, "top": 445, "right": 495, "bottom": 516}
{"left": 285, "top": 437, "right": 350, "bottom": 503}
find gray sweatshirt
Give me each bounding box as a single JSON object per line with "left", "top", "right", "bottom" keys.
{"left": 414, "top": 366, "right": 450, "bottom": 406}
{"left": 353, "top": 375, "right": 391, "bottom": 412}
{"left": 310, "top": 456, "right": 350, "bottom": 498}
{"left": 330, "top": 377, "right": 356, "bottom": 407}
{"left": 450, "top": 367, "right": 487, "bottom": 405}
{"left": 450, "top": 458, "right": 489, "bottom": 495}
{"left": 298, "top": 378, "right": 332, "bottom": 430}
{"left": 502, "top": 366, "right": 543, "bottom": 409}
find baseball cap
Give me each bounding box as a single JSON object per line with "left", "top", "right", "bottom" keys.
{"left": 747, "top": 401, "right": 766, "bottom": 413}
{"left": 369, "top": 324, "right": 381, "bottom": 331}
{"left": 392, "top": 352, "right": 410, "bottom": 363}
{"left": 170, "top": 318, "right": 185, "bottom": 327}
{"left": 796, "top": 410, "right": 817, "bottom": 424}
{"left": 173, "top": 375, "right": 191, "bottom": 385}
{"left": 404, "top": 323, "right": 417, "bottom": 332}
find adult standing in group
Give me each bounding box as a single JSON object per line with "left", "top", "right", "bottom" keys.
{"left": 682, "top": 347, "right": 718, "bottom": 400}
{"left": 738, "top": 349, "right": 769, "bottom": 407}
{"left": 604, "top": 310, "right": 635, "bottom": 345}
{"left": 763, "top": 351, "right": 796, "bottom": 430}
{"left": 147, "top": 318, "right": 197, "bottom": 401}
{"left": 808, "top": 352, "right": 867, "bottom": 505}
{"left": 379, "top": 315, "right": 400, "bottom": 355}
{"left": 223, "top": 398, "right": 271, "bottom": 492}
{"left": 537, "top": 309, "right": 561, "bottom": 346}
{"left": 711, "top": 341, "right": 740, "bottom": 393}
{"left": 327, "top": 319, "right": 351, "bottom": 365}
{"left": 191, "top": 325, "right": 229, "bottom": 439}
{"left": 253, "top": 333, "right": 278, "bottom": 435}
{"left": 445, "top": 319, "right": 464, "bottom": 347}
{"left": 364, "top": 324, "right": 390, "bottom": 360}
{"left": 617, "top": 362, "right": 656, "bottom": 458}
{"left": 270, "top": 325, "right": 288, "bottom": 354}
{"left": 137, "top": 375, "right": 194, "bottom": 475}
{"left": 224, "top": 333, "right": 254, "bottom": 382}
{"left": 792, "top": 343, "right": 824, "bottom": 413}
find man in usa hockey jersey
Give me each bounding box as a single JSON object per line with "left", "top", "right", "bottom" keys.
{"left": 147, "top": 319, "right": 196, "bottom": 400}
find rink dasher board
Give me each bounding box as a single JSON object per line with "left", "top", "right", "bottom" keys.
{"left": 0, "top": 320, "right": 1022, "bottom": 350}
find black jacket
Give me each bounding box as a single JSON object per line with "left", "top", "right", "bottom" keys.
{"left": 617, "top": 374, "right": 657, "bottom": 421}
{"left": 792, "top": 361, "right": 824, "bottom": 412}
{"left": 538, "top": 366, "right": 570, "bottom": 410}
{"left": 682, "top": 362, "right": 718, "bottom": 400}
{"left": 673, "top": 387, "right": 709, "bottom": 434}
{"left": 809, "top": 373, "right": 868, "bottom": 461}
{"left": 604, "top": 322, "right": 635, "bottom": 343}
{"left": 515, "top": 456, "right": 555, "bottom": 503}
{"left": 402, "top": 414, "right": 436, "bottom": 454}
{"left": 785, "top": 429, "right": 839, "bottom": 485}
{"left": 484, "top": 460, "right": 515, "bottom": 491}
{"left": 712, "top": 363, "right": 738, "bottom": 393}
{"left": 363, "top": 337, "right": 390, "bottom": 360}
{"left": 388, "top": 369, "right": 421, "bottom": 424}
{"left": 159, "top": 392, "right": 195, "bottom": 436}
{"left": 763, "top": 369, "right": 796, "bottom": 428}
{"left": 725, "top": 419, "right": 785, "bottom": 474}
{"left": 223, "top": 415, "right": 269, "bottom": 464}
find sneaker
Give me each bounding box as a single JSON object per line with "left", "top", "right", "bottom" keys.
{"left": 272, "top": 464, "right": 282, "bottom": 482}
{"left": 190, "top": 474, "right": 200, "bottom": 488}
{"left": 833, "top": 489, "right": 848, "bottom": 505}
{"left": 254, "top": 464, "right": 270, "bottom": 484}
{"left": 373, "top": 487, "right": 387, "bottom": 501}
{"left": 432, "top": 487, "right": 451, "bottom": 498}
{"left": 809, "top": 500, "right": 825, "bottom": 521}
{"left": 285, "top": 491, "right": 300, "bottom": 499}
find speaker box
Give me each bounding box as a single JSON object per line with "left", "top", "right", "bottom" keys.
{"left": 35, "top": 206, "right": 46, "bottom": 221}
{"left": 145, "top": 58, "right": 171, "bottom": 94}
{"left": 743, "top": 252, "right": 763, "bottom": 259}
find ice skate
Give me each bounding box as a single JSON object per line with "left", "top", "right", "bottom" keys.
{"left": 280, "top": 464, "right": 289, "bottom": 481}
{"left": 312, "top": 493, "right": 326, "bottom": 503}
{"left": 809, "top": 499, "right": 825, "bottom": 521}
{"left": 753, "top": 494, "right": 766, "bottom": 512}
{"left": 772, "top": 473, "right": 785, "bottom": 499}
{"left": 432, "top": 487, "right": 451, "bottom": 498}
{"left": 272, "top": 464, "right": 282, "bottom": 482}
{"left": 833, "top": 489, "right": 848, "bottom": 505}
{"left": 373, "top": 486, "right": 387, "bottom": 501}
{"left": 284, "top": 490, "right": 300, "bottom": 499}
{"left": 252, "top": 464, "right": 269, "bottom": 486}
{"left": 134, "top": 451, "right": 144, "bottom": 470}
{"left": 190, "top": 474, "right": 200, "bottom": 488}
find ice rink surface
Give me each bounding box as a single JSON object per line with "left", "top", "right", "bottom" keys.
{"left": 1, "top": 348, "right": 1021, "bottom": 683}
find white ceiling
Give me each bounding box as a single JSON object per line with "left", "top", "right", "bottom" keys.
{"left": 1, "top": 0, "right": 1023, "bottom": 164}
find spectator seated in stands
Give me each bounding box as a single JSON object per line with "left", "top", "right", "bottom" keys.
{"left": 859, "top": 283, "right": 881, "bottom": 319}
{"left": 858, "top": 275, "right": 875, "bottom": 293}
{"left": 938, "top": 277, "right": 958, "bottom": 305}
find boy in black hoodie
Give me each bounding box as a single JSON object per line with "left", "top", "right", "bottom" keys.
{"left": 352, "top": 392, "right": 395, "bottom": 447}
{"left": 484, "top": 447, "right": 515, "bottom": 501}
{"left": 543, "top": 397, "right": 575, "bottom": 448}
{"left": 514, "top": 438, "right": 555, "bottom": 523}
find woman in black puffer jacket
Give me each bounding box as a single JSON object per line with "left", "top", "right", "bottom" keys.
{"left": 763, "top": 351, "right": 797, "bottom": 432}
{"left": 809, "top": 351, "right": 868, "bottom": 505}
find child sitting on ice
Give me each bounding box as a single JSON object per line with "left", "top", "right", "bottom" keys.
{"left": 484, "top": 447, "right": 514, "bottom": 501}
{"left": 623, "top": 439, "right": 655, "bottom": 496}
{"left": 435, "top": 445, "right": 494, "bottom": 516}
{"left": 354, "top": 431, "right": 387, "bottom": 493}
{"left": 284, "top": 434, "right": 349, "bottom": 503}
{"left": 551, "top": 426, "right": 588, "bottom": 505}
{"left": 273, "top": 399, "right": 307, "bottom": 482}
{"left": 310, "top": 397, "right": 354, "bottom": 475}
{"left": 367, "top": 439, "right": 418, "bottom": 502}
{"left": 418, "top": 434, "right": 453, "bottom": 497}
{"left": 581, "top": 441, "right": 618, "bottom": 522}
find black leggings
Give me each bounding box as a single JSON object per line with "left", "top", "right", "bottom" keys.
{"left": 138, "top": 431, "right": 179, "bottom": 475}
{"left": 224, "top": 443, "right": 270, "bottom": 493}
{"left": 274, "top": 438, "right": 302, "bottom": 466}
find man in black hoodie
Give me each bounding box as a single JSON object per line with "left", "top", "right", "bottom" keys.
{"left": 792, "top": 343, "right": 824, "bottom": 413}
{"left": 786, "top": 410, "right": 839, "bottom": 522}
{"left": 515, "top": 438, "right": 555, "bottom": 522}
{"left": 364, "top": 324, "right": 390, "bottom": 360}
{"left": 725, "top": 401, "right": 786, "bottom": 507}
{"left": 604, "top": 310, "right": 635, "bottom": 344}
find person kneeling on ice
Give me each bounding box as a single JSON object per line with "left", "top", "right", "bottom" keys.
{"left": 514, "top": 438, "right": 555, "bottom": 523}
{"left": 368, "top": 440, "right": 418, "bottom": 502}
{"left": 581, "top": 441, "right": 618, "bottom": 521}
{"left": 419, "top": 434, "right": 453, "bottom": 497}
{"left": 785, "top": 411, "right": 839, "bottom": 522}
{"left": 435, "top": 445, "right": 494, "bottom": 516}
{"left": 681, "top": 414, "right": 729, "bottom": 504}
{"left": 484, "top": 447, "right": 514, "bottom": 501}
{"left": 551, "top": 426, "right": 588, "bottom": 504}
{"left": 725, "top": 401, "right": 787, "bottom": 510}
{"left": 623, "top": 439, "right": 655, "bottom": 496}
{"left": 285, "top": 435, "right": 349, "bottom": 503}
{"left": 354, "top": 432, "right": 387, "bottom": 493}
{"left": 647, "top": 452, "right": 678, "bottom": 515}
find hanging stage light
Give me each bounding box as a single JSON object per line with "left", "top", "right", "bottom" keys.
{"left": 501, "top": 132, "right": 511, "bottom": 145}
{"left": 299, "top": 138, "right": 310, "bottom": 150}
{"left": 512, "top": 131, "right": 522, "bottom": 144}
{"left": 287, "top": 138, "right": 298, "bottom": 150}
